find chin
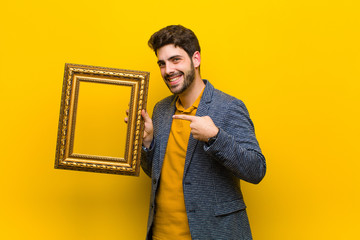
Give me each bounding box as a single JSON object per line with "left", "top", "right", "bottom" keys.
{"left": 168, "top": 84, "right": 182, "bottom": 94}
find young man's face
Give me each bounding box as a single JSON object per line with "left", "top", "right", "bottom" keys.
{"left": 156, "top": 44, "right": 195, "bottom": 95}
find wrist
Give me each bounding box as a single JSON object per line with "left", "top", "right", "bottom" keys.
{"left": 143, "top": 139, "right": 152, "bottom": 149}
{"left": 207, "top": 128, "right": 220, "bottom": 144}
{"left": 144, "top": 133, "right": 155, "bottom": 148}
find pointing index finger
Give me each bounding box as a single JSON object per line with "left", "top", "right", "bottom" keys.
{"left": 172, "top": 114, "right": 197, "bottom": 122}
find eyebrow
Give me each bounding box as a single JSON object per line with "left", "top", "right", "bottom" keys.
{"left": 157, "top": 55, "right": 183, "bottom": 65}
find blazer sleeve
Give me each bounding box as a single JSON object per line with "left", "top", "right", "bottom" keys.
{"left": 204, "top": 98, "right": 266, "bottom": 184}
{"left": 140, "top": 141, "right": 154, "bottom": 177}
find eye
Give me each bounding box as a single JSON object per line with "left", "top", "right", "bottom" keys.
{"left": 173, "top": 58, "right": 181, "bottom": 63}
{"left": 158, "top": 62, "right": 165, "bottom": 68}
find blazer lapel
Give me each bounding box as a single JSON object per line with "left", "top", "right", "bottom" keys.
{"left": 183, "top": 80, "right": 214, "bottom": 177}
{"left": 156, "top": 97, "right": 176, "bottom": 179}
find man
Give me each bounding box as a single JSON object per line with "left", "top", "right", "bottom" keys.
{"left": 133, "top": 25, "right": 266, "bottom": 240}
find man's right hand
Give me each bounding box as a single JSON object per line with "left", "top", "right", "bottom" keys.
{"left": 140, "top": 109, "right": 154, "bottom": 149}
{"left": 124, "top": 108, "right": 153, "bottom": 149}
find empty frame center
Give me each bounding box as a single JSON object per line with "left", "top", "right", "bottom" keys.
{"left": 72, "top": 80, "right": 132, "bottom": 158}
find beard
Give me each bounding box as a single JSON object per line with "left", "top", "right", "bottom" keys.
{"left": 164, "top": 61, "right": 195, "bottom": 95}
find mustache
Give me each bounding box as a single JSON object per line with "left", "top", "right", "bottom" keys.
{"left": 165, "top": 71, "right": 183, "bottom": 81}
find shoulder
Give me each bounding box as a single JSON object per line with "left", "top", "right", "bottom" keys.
{"left": 203, "top": 80, "right": 246, "bottom": 107}
{"left": 213, "top": 88, "right": 237, "bottom": 102}
{"left": 156, "top": 94, "right": 176, "bottom": 107}
{"left": 154, "top": 95, "right": 175, "bottom": 109}
{"left": 208, "top": 85, "right": 255, "bottom": 132}
{"left": 211, "top": 87, "right": 248, "bottom": 113}
{"left": 152, "top": 94, "right": 176, "bottom": 117}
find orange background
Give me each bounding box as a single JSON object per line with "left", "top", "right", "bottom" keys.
{"left": 1, "top": 0, "right": 359, "bottom": 239}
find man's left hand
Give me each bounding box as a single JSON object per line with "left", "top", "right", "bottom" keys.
{"left": 172, "top": 115, "right": 219, "bottom": 142}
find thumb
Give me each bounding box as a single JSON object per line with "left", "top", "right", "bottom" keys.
{"left": 141, "top": 109, "right": 151, "bottom": 122}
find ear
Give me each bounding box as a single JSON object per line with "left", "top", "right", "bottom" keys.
{"left": 192, "top": 51, "right": 201, "bottom": 68}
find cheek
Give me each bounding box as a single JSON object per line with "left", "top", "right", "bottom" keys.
{"left": 160, "top": 69, "right": 166, "bottom": 77}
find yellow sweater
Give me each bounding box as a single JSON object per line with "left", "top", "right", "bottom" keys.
{"left": 152, "top": 91, "right": 203, "bottom": 240}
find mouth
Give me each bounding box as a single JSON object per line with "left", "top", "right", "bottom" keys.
{"left": 166, "top": 73, "right": 183, "bottom": 86}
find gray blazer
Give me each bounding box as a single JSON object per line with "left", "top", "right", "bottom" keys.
{"left": 141, "top": 80, "right": 266, "bottom": 240}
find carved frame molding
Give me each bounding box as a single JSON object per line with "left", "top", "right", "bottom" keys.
{"left": 55, "top": 63, "right": 149, "bottom": 176}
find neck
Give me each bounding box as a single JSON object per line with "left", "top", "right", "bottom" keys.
{"left": 178, "top": 75, "right": 205, "bottom": 109}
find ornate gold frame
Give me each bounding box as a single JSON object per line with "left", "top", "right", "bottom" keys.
{"left": 55, "top": 63, "right": 149, "bottom": 176}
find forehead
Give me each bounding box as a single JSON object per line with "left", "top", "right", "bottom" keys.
{"left": 156, "top": 44, "right": 189, "bottom": 60}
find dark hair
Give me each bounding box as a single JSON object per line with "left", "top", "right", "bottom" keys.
{"left": 148, "top": 25, "right": 201, "bottom": 58}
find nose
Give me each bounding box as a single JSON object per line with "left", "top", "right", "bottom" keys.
{"left": 164, "top": 63, "right": 175, "bottom": 75}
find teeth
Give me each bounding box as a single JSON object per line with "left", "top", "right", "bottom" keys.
{"left": 169, "top": 75, "right": 181, "bottom": 82}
